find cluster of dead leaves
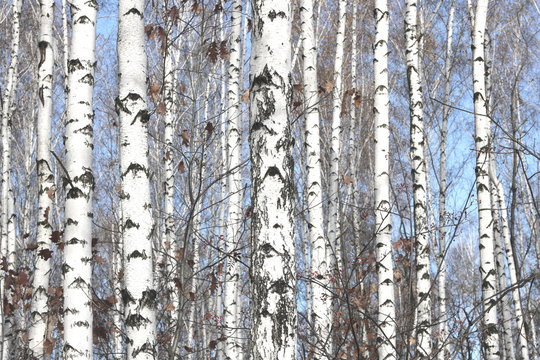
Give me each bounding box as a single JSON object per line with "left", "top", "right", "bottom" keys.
{"left": 207, "top": 40, "right": 229, "bottom": 64}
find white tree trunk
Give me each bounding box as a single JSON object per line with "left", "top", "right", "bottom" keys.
{"left": 404, "top": 1, "right": 432, "bottom": 356}
{"left": 471, "top": 1, "right": 500, "bottom": 358}
{"left": 216, "top": 7, "right": 228, "bottom": 360}
{"left": 373, "top": 1, "right": 397, "bottom": 359}
{"left": 223, "top": 0, "right": 244, "bottom": 358}
{"left": 490, "top": 170, "right": 516, "bottom": 360}
{"left": 62, "top": 0, "right": 97, "bottom": 359}
{"left": 29, "top": 0, "right": 55, "bottom": 356}
{"left": 118, "top": 0, "right": 156, "bottom": 358}
{"left": 0, "top": 1, "right": 21, "bottom": 358}
{"left": 300, "top": 0, "right": 332, "bottom": 355}
{"left": 328, "top": 0, "right": 347, "bottom": 274}
{"left": 249, "top": 0, "right": 296, "bottom": 358}
{"left": 436, "top": 3, "right": 454, "bottom": 359}
{"left": 490, "top": 161, "right": 531, "bottom": 360}
{"left": 112, "top": 220, "right": 124, "bottom": 359}
{"left": 162, "top": 14, "right": 178, "bottom": 323}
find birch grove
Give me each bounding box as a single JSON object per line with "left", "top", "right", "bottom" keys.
{"left": 0, "top": 0, "right": 538, "bottom": 359}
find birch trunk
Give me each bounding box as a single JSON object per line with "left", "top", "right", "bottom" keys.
{"left": 491, "top": 162, "right": 531, "bottom": 360}
{"left": 436, "top": 3, "right": 454, "bottom": 359}
{"left": 112, "top": 220, "right": 124, "bottom": 359}
{"left": 117, "top": 0, "right": 156, "bottom": 358}
{"left": 29, "top": 0, "right": 55, "bottom": 356}
{"left": 249, "top": 0, "right": 296, "bottom": 358}
{"left": 163, "top": 15, "right": 177, "bottom": 320}
{"left": 62, "top": 0, "right": 98, "bottom": 359}
{"left": 300, "top": 0, "right": 332, "bottom": 355}
{"left": 1, "top": 0, "right": 21, "bottom": 251}
{"left": 404, "top": 0, "right": 431, "bottom": 356}
{"left": 0, "top": 0, "right": 21, "bottom": 357}
{"left": 223, "top": 0, "right": 244, "bottom": 358}
{"left": 1, "top": 194, "right": 16, "bottom": 360}
{"left": 216, "top": 8, "right": 228, "bottom": 359}
{"left": 373, "top": 1, "right": 397, "bottom": 359}
{"left": 471, "top": 1, "right": 500, "bottom": 358}
{"left": 490, "top": 171, "right": 516, "bottom": 360}
{"left": 328, "top": 0, "right": 347, "bottom": 274}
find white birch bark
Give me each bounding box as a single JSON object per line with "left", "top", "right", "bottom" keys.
{"left": 300, "top": 0, "right": 332, "bottom": 355}
{"left": 216, "top": 8, "right": 228, "bottom": 360}
{"left": 490, "top": 161, "right": 531, "bottom": 360}
{"left": 117, "top": 0, "right": 156, "bottom": 358}
{"left": 471, "top": 1, "right": 500, "bottom": 358}
{"left": 112, "top": 220, "right": 124, "bottom": 360}
{"left": 328, "top": 0, "right": 347, "bottom": 274}
{"left": 62, "top": 1, "right": 97, "bottom": 358}
{"left": 436, "top": 3, "right": 454, "bottom": 359}
{"left": 0, "top": 1, "right": 21, "bottom": 357}
{"left": 404, "top": 0, "right": 431, "bottom": 356}
{"left": 373, "top": 1, "right": 397, "bottom": 359}
{"left": 223, "top": 0, "right": 244, "bottom": 358}
{"left": 490, "top": 171, "right": 516, "bottom": 360}
{"left": 1, "top": 194, "right": 16, "bottom": 360}
{"left": 29, "top": 0, "right": 55, "bottom": 356}
{"left": 249, "top": 0, "right": 296, "bottom": 358}
{"left": 162, "top": 15, "right": 177, "bottom": 318}
{"left": 1, "top": 0, "right": 21, "bottom": 249}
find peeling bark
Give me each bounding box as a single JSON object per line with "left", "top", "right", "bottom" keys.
{"left": 249, "top": 1, "right": 296, "bottom": 358}
{"left": 29, "top": 0, "right": 55, "bottom": 357}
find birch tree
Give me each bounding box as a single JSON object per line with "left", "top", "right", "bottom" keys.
{"left": 29, "top": 0, "right": 55, "bottom": 356}
{"left": 436, "top": 3, "right": 454, "bottom": 359}
{"left": 223, "top": 0, "right": 244, "bottom": 357}
{"left": 470, "top": 0, "right": 500, "bottom": 358}
{"left": 300, "top": 0, "right": 332, "bottom": 355}
{"left": 249, "top": 0, "right": 296, "bottom": 358}
{"left": 404, "top": 0, "right": 431, "bottom": 356}
{"left": 117, "top": 0, "right": 156, "bottom": 358}
{"left": 61, "top": 0, "right": 98, "bottom": 358}
{"left": 328, "top": 0, "right": 347, "bottom": 273}
{"left": 0, "top": 0, "right": 21, "bottom": 356}
{"left": 162, "top": 5, "right": 178, "bottom": 321}
{"left": 490, "top": 160, "right": 531, "bottom": 360}
{"left": 373, "top": 1, "right": 397, "bottom": 359}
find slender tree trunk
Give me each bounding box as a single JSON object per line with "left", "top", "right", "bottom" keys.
{"left": 223, "top": 0, "right": 244, "bottom": 358}
{"left": 436, "top": 2, "right": 454, "bottom": 359}
{"left": 328, "top": 0, "right": 347, "bottom": 275}
{"left": 373, "top": 1, "right": 397, "bottom": 359}
{"left": 117, "top": 0, "right": 156, "bottom": 358}
{"left": 0, "top": 1, "right": 21, "bottom": 358}
{"left": 29, "top": 0, "right": 55, "bottom": 356}
{"left": 300, "top": 0, "right": 332, "bottom": 355}
{"left": 249, "top": 0, "right": 296, "bottom": 358}
{"left": 2, "top": 195, "right": 16, "bottom": 360}
{"left": 216, "top": 7, "right": 228, "bottom": 359}
{"left": 490, "top": 161, "right": 531, "bottom": 360}
{"left": 490, "top": 167, "right": 516, "bottom": 360}
{"left": 163, "top": 12, "right": 178, "bottom": 325}
{"left": 470, "top": 1, "right": 500, "bottom": 358}
{"left": 404, "top": 0, "right": 431, "bottom": 356}
{"left": 112, "top": 220, "right": 124, "bottom": 360}
{"left": 61, "top": 0, "right": 98, "bottom": 359}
